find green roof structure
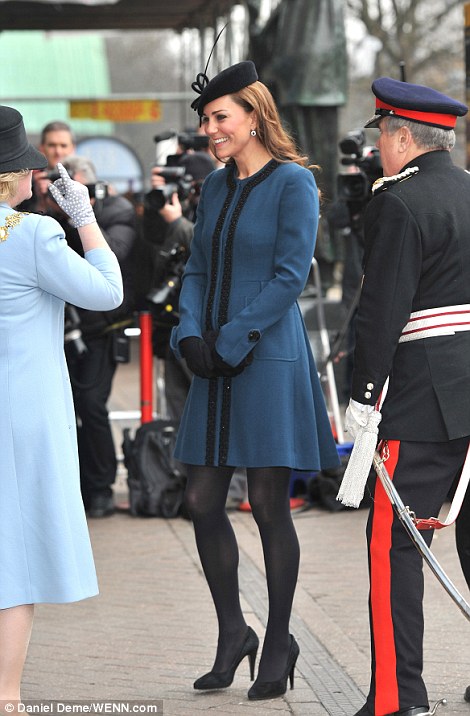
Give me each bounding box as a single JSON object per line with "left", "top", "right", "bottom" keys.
{"left": 0, "top": 30, "right": 113, "bottom": 135}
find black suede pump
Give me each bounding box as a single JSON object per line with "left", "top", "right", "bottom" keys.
{"left": 247, "top": 634, "right": 299, "bottom": 701}
{"left": 193, "top": 626, "right": 259, "bottom": 690}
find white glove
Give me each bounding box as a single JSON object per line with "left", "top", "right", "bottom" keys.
{"left": 48, "top": 163, "right": 96, "bottom": 228}
{"left": 344, "top": 399, "right": 375, "bottom": 440}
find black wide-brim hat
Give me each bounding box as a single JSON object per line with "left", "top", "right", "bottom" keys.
{"left": 191, "top": 61, "right": 258, "bottom": 117}
{"left": 0, "top": 105, "right": 47, "bottom": 173}
{"left": 364, "top": 77, "right": 468, "bottom": 129}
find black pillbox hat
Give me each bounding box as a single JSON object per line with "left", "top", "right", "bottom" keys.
{"left": 364, "top": 77, "right": 468, "bottom": 129}
{"left": 191, "top": 61, "right": 258, "bottom": 116}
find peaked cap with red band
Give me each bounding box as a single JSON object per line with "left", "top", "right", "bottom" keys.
{"left": 364, "top": 77, "right": 468, "bottom": 130}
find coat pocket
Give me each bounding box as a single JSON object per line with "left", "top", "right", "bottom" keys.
{"left": 253, "top": 305, "right": 300, "bottom": 361}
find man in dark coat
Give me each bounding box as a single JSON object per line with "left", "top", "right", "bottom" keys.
{"left": 61, "top": 156, "right": 137, "bottom": 518}
{"left": 345, "top": 78, "right": 470, "bottom": 716}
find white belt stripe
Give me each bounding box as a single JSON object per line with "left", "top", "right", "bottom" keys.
{"left": 399, "top": 304, "right": 470, "bottom": 343}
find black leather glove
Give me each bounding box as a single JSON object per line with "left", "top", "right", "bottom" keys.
{"left": 203, "top": 330, "right": 254, "bottom": 378}
{"left": 179, "top": 337, "right": 216, "bottom": 379}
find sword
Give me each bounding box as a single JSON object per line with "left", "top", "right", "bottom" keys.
{"left": 373, "top": 450, "right": 470, "bottom": 622}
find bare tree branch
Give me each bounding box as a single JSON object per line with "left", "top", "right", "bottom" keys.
{"left": 345, "top": 0, "right": 463, "bottom": 84}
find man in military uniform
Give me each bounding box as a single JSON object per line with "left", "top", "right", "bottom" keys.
{"left": 345, "top": 78, "right": 470, "bottom": 715}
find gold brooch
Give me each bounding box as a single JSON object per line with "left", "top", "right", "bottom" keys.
{"left": 0, "top": 211, "right": 29, "bottom": 242}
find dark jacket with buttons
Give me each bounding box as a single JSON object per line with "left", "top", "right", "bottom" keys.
{"left": 351, "top": 150, "right": 470, "bottom": 441}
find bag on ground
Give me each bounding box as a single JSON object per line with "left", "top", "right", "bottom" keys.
{"left": 122, "top": 419, "right": 187, "bottom": 518}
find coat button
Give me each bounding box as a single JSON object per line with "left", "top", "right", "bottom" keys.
{"left": 248, "top": 329, "right": 260, "bottom": 342}
{"left": 364, "top": 391, "right": 372, "bottom": 399}
{"left": 367, "top": 382, "right": 374, "bottom": 390}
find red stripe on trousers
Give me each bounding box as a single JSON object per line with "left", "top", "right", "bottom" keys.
{"left": 371, "top": 440, "right": 400, "bottom": 715}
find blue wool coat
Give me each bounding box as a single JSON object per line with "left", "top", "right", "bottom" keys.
{"left": 0, "top": 205, "right": 123, "bottom": 609}
{"left": 171, "top": 160, "right": 339, "bottom": 470}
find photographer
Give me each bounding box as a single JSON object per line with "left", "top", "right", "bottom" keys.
{"left": 59, "top": 156, "right": 137, "bottom": 518}
{"left": 142, "top": 165, "right": 195, "bottom": 420}
{"left": 175, "top": 132, "right": 218, "bottom": 221}
{"left": 326, "top": 130, "right": 382, "bottom": 398}
{"left": 333, "top": 130, "right": 382, "bottom": 304}
{"left": 140, "top": 131, "right": 216, "bottom": 419}
{"left": 19, "top": 120, "right": 76, "bottom": 216}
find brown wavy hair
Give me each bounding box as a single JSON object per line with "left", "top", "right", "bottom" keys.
{"left": 0, "top": 170, "right": 30, "bottom": 202}
{"left": 230, "top": 81, "right": 314, "bottom": 169}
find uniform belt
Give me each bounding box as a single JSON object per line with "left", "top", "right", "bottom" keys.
{"left": 399, "top": 304, "right": 470, "bottom": 343}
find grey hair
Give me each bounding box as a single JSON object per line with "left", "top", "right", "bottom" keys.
{"left": 383, "top": 116, "right": 455, "bottom": 151}
{"left": 62, "top": 156, "right": 97, "bottom": 184}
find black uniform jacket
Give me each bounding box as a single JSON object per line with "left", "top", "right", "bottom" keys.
{"left": 351, "top": 150, "right": 470, "bottom": 441}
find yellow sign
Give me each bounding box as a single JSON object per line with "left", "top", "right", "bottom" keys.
{"left": 69, "top": 100, "right": 161, "bottom": 122}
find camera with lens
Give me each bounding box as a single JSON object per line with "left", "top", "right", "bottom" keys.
{"left": 146, "top": 243, "right": 188, "bottom": 326}
{"left": 46, "top": 169, "right": 61, "bottom": 182}
{"left": 64, "top": 304, "right": 88, "bottom": 359}
{"left": 46, "top": 167, "right": 109, "bottom": 201}
{"left": 177, "top": 131, "right": 210, "bottom": 152}
{"left": 144, "top": 166, "right": 193, "bottom": 212}
{"left": 87, "top": 181, "right": 108, "bottom": 200}
{"left": 337, "top": 129, "right": 382, "bottom": 205}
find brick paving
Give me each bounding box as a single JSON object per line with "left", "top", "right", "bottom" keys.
{"left": 21, "top": 341, "right": 470, "bottom": 715}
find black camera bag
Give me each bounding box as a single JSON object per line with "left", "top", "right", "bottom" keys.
{"left": 122, "top": 419, "right": 187, "bottom": 518}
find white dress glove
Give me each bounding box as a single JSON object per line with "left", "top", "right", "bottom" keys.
{"left": 344, "top": 399, "right": 375, "bottom": 440}
{"left": 48, "top": 163, "right": 96, "bottom": 228}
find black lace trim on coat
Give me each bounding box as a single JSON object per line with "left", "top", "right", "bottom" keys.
{"left": 204, "top": 169, "right": 237, "bottom": 333}
{"left": 204, "top": 159, "right": 279, "bottom": 466}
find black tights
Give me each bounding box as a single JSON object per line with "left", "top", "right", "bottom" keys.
{"left": 184, "top": 465, "right": 299, "bottom": 681}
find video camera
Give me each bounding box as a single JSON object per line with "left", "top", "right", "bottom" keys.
{"left": 337, "top": 129, "right": 382, "bottom": 205}
{"left": 146, "top": 243, "right": 188, "bottom": 325}
{"left": 144, "top": 166, "right": 194, "bottom": 212}
{"left": 177, "top": 131, "right": 210, "bottom": 152}
{"left": 145, "top": 129, "right": 215, "bottom": 222}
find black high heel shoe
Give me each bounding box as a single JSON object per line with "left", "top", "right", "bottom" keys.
{"left": 247, "top": 634, "right": 300, "bottom": 701}
{"left": 193, "top": 626, "right": 259, "bottom": 690}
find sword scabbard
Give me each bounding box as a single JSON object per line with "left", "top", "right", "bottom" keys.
{"left": 373, "top": 451, "right": 470, "bottom": 622}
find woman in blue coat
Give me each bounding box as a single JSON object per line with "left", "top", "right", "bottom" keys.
{"left": 170, "top": 61, "right": 339, "bottom": 700}
{"left": 0, "top": 106, "right": 123, "bottom": 703}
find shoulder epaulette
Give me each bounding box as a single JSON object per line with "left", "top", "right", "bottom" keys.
{"left": 371, "top": 166, "right": 420, "bottom": 195}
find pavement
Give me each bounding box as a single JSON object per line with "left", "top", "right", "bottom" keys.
{"left": 21, "top": 336, "right": 470, "bottom": 716}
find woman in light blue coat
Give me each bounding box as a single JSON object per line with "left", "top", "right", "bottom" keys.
{"left": 170, "top": 62, "right": 339, "bottom": 700}
{"left": 0, "top": 106, "right": 123, "bottom": 703}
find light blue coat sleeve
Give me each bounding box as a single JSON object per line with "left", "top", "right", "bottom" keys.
{"left": 33, "top": 214, "right": 123, "bottom": 310}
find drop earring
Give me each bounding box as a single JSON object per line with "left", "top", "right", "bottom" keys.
{"left": 250, "top": 129, "right": 257, "bottom": 136}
